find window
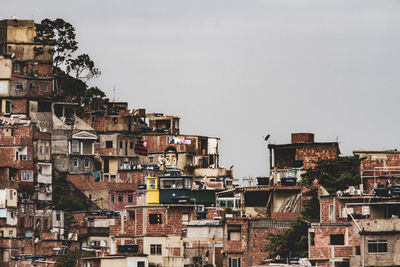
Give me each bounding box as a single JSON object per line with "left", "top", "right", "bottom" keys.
{"left": 56, "top": 211, "right": 61, "bottom": 221}
{"left": 329, "top": 204, "right": 334, "bottom": 220}
{"left": 44, "top": 83, "right": 49, "bottom": 92}
{"left": 40, "top": 146, "right": 43, "bottom": 154}
{"left": 150, "top": 244, "right": 162, "bottom": 255}
{"left": 330, "top": 234, "right": 344, "bottom": 245}
{"left": 21, "top": 170, "right": 33, "bottom": 182}
{"left": 229, "top": 258, "right": 241, "bottom": 267}
{"left": 45, "top": 146, "right": 49, "bottom": 154}
{"left": 120, "top": 141, "right": 123, "bottom": 149}
{"left": 149, "top": 179, "right": 156, "bottom": 190}
{"left": 355, "top": 245, "right": 361, "bottom": 255}
{"left": 149, "top": 214, "right": 162, "bottom": 224}
{"left": 111, "top": 195, "right": 115, "bottom": 203}
{"left": 73, "top": 158, "right": 79, "bottom": 168}
{"left": 105, "top": 141, "right": 113, "bottom": 148}
{"left": 118, "top": 194, "right": 123, "bottom": 203}
{"left": 368, "top": 240, "right": 387, "bottom": 254}
{"left": 16, "top": 82, "right": 23, "bottom": 90}
{"left": 72, "top": 140, "right": 80, "bottom": 153}
{"left": 228, "top": 225, "right": 241, "bottom": 241}
{"left": 310, "top": 232, "right": 315, "bottom": 246}
{"left": 137, "top": 262, "right": 145, "bottom": 267}
{"left": 9, "top": 190, "right": 13, "bottom": 200}
{"left": 84, "top": 158, "right": 90, "bottom": 168}
{"left": 14, "top": 63, "right": 21, "bottom": 73}
{"left": 130, "top": 142, "right": 134, "bottom": 149}
{"left": 128, "top": 194, "right": 133, "bottom": 203}
{"left": 182, "top": 213, "right": 189, "bottom": 222}
{"left": 9, "top": 230, "right": 13, "bottom": 236}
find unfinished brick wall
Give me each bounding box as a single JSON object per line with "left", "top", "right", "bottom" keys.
{"left": 355, "top": 152, "right": 400, "bottom": 193}
{"left": 146, "top": 135, "right": 197, "bottom": 154}
{"left": 11, "top": 99, "right": 28, "bottom": 114}
{"left": 310, "top": 225, "right": 358, "bottom": 261}
{"left": 292, "top": 133, "right": 314, "bottom": 144}
{"left": 67, "top": 171, "right": 144, "bottom": 191}
{"left": 296, "top": 145, "right": 339, "bottom": 169}
{"left": 224, "top": 218, "right": 288, "bottom": 267}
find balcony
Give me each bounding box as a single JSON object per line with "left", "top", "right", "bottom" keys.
{"left": 275, "top": 168, "right": 303, "bottom": 185}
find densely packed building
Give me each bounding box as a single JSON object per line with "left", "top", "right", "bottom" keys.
{"left": 1, "top": 18, "right": 400, "bottom": 267}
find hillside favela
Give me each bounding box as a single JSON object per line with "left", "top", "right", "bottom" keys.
{"left": 0, "top": 18, "right": 399, "bottom": 267}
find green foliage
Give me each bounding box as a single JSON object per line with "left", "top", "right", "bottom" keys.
{"left": 67, "top": 53, "right": 101, "bottom": 80}
{"left": 85, "top": 86, "right": 106, "bottom": 98}
{"left": 301, "top": 187, "right": 320, "bottom": 222}
{"left": 265, "top": 218, "right": 309, "bottom": 258}
{"left": 56, "top": 249, "right": 92, "bottom": 267}
{"left": 52, "top": 173, "right": 88, "bottom": 212}
{"left": 301, "top": 156, "right": 362, "bottom": 194}
{"left": 264, "top": 156, "right": 363, "bottom": 258}
{"left": 37, "top": 18, "right": 105, "bottom": 99}
{"left": 36, "top": 18, "right": 78, "bottom": 67}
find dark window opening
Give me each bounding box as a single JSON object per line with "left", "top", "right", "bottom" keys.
{"left": 310, "top": 232, "right": 315, "bottom": 246}
{"left": 150, "top": 244, "right": 162, "bottom": 255}
{"left": 355, "top": 246, "right": 360, "bottom": 255}
{"left": 149, "top": 214, "right": 162, "bottom": 225}
{"left": 128, "top": 194, "right": 133, "bottom": 203}
{"left": 368, "top": 240, "right": 387, "bottom": 254}
{"left": 330, "top": 234, "right": 344, "bottom": 245}
{"left": 37, "top": 101, "right": 52, "bottom": 112}
{"left": 118, "top": 194, "right": 123, "bottom": 202}
{"left": 105, "top": 141, "right": 113, "bottom": 148}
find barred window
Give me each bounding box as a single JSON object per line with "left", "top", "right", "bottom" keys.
{"left": 150, "top": 244, "right": 161, "bottom": 255}
{"left": 368, "top": 240, "right": 387, "bottom": 254}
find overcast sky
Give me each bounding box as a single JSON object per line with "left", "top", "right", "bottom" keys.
{"left": 3, "top": 0, "right": 400, "bottom": 181}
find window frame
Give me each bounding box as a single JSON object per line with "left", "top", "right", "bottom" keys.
{"left": 368, "top": 240, "right": 387, "bottom": 254}
{"left": 150, "top": 244, "right": 162, "bottom": 255}
{"left": 229, "top": 257, "right": 241, "bottom": 267}
{"left": 149, "top": 213, "right": 162, "bottom": 225}
{"left": 84, "top": 158, "right": 90, "bottom": 168}
{"left": 330, "top": 234, "right": 344, "bottom": 245}
{"left": 73, "top": 158, "right": 79, "bottom": 168}
{"left": 105, "top": 141, "right": 113, "bottom": 148}
{"left": 329, "top": 204, "right": 334, "bottom": 220}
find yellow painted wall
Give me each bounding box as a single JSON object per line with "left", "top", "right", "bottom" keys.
{"left": 147, "top": 177, "right": 159, "bottom": 205}
{"left": 0, "top": 227, "right": 16, "bottom": 238}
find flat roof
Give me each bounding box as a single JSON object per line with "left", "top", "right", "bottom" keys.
{"left": 187, "top": 220, "right": 221, "bottom": 226}
{"left": 268, "top": 142, "right": 339, "bottom": 150}
{"left": 353, "top": 150, "right": 400, "bottom": 154}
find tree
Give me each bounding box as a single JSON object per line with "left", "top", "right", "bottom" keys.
{"left": 56, "top": 249, "right": 92, "bottom": 267}
{"left": 37, "top": 18, "right": 105, "bottom": 100}
{"left": 265, "top": 218, "right": 309, "bottom": 259}
{"left": 66, "top": 53, "right": 101, "bottom": 80}
{"left": 36, "top": 18, "right": 78, "bottom": 67}
{"left": 301, "top": 156, "right": 362, "bottom": 194}
{"left": 301, "top": 186, "right": 320, "bottom": 222}
{"left": 264, "top": 156, "right": 363, "bottom": 259}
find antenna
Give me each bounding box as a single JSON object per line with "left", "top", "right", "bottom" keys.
{"left": 113, "top": 86, "right": 115, "bottom": 102}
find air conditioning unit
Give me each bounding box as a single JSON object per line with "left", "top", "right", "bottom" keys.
{"left": 185, "top": 242, "right": 192, "bottom": 248}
